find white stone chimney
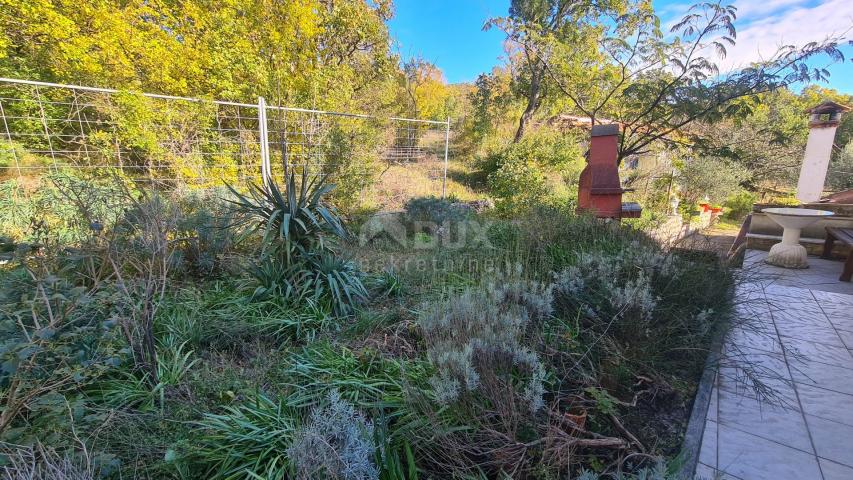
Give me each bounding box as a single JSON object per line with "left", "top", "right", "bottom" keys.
{"left": 796, "top": 101, "right": 850, "bottom": 203}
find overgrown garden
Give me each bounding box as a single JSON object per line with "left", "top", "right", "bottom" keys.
{"left": 0, "top": 170, "right": 736, "bottom": 478}
{"left": 0, "top": 0, "right": 850, "bottom": 478}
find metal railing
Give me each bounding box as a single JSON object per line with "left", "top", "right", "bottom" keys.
{"left": 0, "top": 77, "right": 452, "bottom": 209}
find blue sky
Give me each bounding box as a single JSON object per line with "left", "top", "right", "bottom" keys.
{"left": 387, "top": 0, "right": 853, "bottom": 93}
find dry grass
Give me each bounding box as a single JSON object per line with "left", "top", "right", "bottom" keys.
{"left": 0, "top": 442, "right": 97, "bottom": 480}
{"left": 371, "top": 160, "right": 481, "bottom": 211}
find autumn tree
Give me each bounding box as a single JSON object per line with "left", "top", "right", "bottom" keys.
{"left": 467, "top": 66, "right": 525, "bottom": 144}
{"left": 400, "top": 56, "right": 454, "bottom": 120}
{"left": 0, "top": 0, "right": 398, "bottom": 111}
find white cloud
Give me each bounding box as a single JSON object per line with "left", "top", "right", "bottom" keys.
{"left": 660, "top": 0, "right": 853, "bottom": 72}
{"left": 722, "top": 0, "right": 853, "bottom": 70}
{"left": 732, "top": 0, "right": 810, "bottom": 20}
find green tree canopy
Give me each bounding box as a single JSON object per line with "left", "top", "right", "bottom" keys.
{"left": 489, "top": 1, "right": 848, "bottom": 161}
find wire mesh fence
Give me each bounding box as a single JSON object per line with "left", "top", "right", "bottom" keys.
{"left": 0, "top": 77, "right": 450, "bottom": 210}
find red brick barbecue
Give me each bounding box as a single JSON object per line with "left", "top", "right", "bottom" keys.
{"left": 577, "top": 124, "right": 642, "bottom": 219}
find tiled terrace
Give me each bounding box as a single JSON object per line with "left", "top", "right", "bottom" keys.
{"left": 695, "top": 251, "right": 853, "bottom": 480}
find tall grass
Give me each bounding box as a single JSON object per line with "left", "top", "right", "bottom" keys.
{"left": 194, "top": 394, "right": 299, "bottom": 479}
{"left": 93, "top": 335, "right": 198, "bottom": 413}
{"left": 281, "top": 342, "right": 431, "bottom": 411}
{"left": 154, "top": 283, "right": 335, "bottom": 348}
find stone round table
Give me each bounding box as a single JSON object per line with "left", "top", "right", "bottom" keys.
{"left": 762, "top": 207, "right": 834, "bottom": 268}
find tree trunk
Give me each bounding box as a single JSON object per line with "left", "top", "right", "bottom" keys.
{"left": 513, "top": 64, "right": 544, "bottom": 143}
{"left": 514, "top": 107, "right": 535, "bottom": 143}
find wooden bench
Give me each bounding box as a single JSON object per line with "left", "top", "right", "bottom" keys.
{"left": 822, "top": 227, "right": 853, "bottom": 282}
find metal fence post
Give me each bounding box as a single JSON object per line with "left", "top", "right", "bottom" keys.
{"left": 34, "top": 86, "right": 58, "bottom": 172}
{"left": 0, "top": 101, "right": 22, "bottom": 176}
{"left": 442, "top": 117, "right": 450, "bottom": 198}
{"left": 258, "top": 96, "right": 271, "bottom": 188}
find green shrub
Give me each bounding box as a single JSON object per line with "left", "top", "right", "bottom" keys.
{"left": 0, "top": 174, "right": 131, "bottom": 245}
{"left": 403, "top": 196, "right": 471, "bottom": 227}
{"left": 828, "top": 142, "right": 853, "bottom": 192}
{"left": 765, "top": 195, "right": 801, "bottom": 206}
{"left": 172, "top": 187, "right": 237, "bottom": 277}
{"left": 723, "top": 190, "right": 756, "bottom": 220}
{"left": 676, "top": 157, "right": 749, "bottom": 206}
{"left": 0, "top": 261, "right": 121, "bottom": 440}
{"left": 483, "top": 130, "right": 583, "bottom": 215}
{"left": 488, "top": 156, "right": 550, "bottom": 214}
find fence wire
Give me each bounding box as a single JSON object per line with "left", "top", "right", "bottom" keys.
{"left": 0, "top": 77, "right": 450, "bottom": 210}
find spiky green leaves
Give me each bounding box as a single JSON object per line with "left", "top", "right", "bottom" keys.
{"left": 227, "top": 169, "right": 346, "bottom": 258}
{"left": 228, "top": 171, "right": 366, "bottom": 316}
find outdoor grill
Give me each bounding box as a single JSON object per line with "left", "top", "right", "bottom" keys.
{"left": 577, "top": 124, "right": 642, "bottom": 219}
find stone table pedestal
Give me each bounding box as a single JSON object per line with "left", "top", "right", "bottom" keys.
{"left": 763, "top": 208, "right": 834, "bottom": 268}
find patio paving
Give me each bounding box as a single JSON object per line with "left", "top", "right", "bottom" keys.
{"left": 695, "top": 250, "right": 853, "bottom": 480}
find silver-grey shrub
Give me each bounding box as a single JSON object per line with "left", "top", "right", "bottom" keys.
{"left": 553, "top": 247, "right": 665, "bottom": 323}
{"left": 288, "top": 390, "right": 379, "bottom": 480}
{"left": 551, "top": 244, "right": 731, "bottom": 369}
{"left": 418, "top": 277, "right": 553, "bottom": 412}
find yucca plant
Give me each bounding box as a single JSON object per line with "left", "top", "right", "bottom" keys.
{"left": 226, "top": 169, "right": 346, "bottom": 260}
{"left": 228, "top": 171, "right": 369, "bottom": 317}
{"left": 246, "top": 249, "right": 313, "bottom": 301}
{"left": 306, "top": 253, "right": 368, "bottom": 317}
